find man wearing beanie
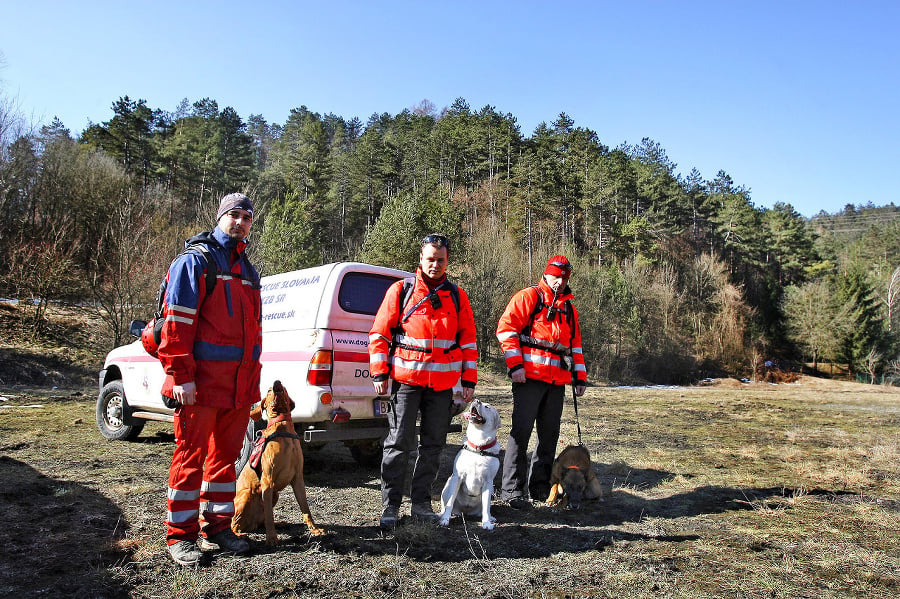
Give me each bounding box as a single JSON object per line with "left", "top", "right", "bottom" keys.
{"left": 496, "top": 255, "right": 587, "bottom": 509}
{"left": 159, "top": 192, "right": 262, "bottom": 565}
{"left": 368, "top": 234, "right": 478, "bottom": 530}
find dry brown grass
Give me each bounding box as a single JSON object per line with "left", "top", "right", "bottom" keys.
{"left": 1, "top": 305, "right": 899, "bottom": 598}
{"left": 2, "top": 378, "right": 898, "bottom": 598}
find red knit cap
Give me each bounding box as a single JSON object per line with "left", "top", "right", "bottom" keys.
{"left": 545, "top": 255, "right": 572, "bottom": 277}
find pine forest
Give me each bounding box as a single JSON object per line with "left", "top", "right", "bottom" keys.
{"left": 3, "top": 95, "right": 900, "bottom": 384}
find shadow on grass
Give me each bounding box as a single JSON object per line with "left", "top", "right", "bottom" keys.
{"left": 290, "top": 453, "right": 867, "bottom": 563}
{"left": 0, "top": 456, "right": 133, "bottom": 597}
{"left": 307, "top": 481, "right": 827, "bottom": 562}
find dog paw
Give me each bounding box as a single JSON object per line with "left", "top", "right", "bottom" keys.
{"left": 439, "top": 517, "right": 450, "bottom": 527}
{"left": 481, "top": 521, "right": 495, "bottom": 530}
{"left": 265, "top": 535, "right": 279, "bottom": 546}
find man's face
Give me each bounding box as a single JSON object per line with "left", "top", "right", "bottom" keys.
{"left": 544, "top": 273, "right": 569, "bottom": 293}
{"left": 218, "top": 209, "right": 253, "bottom": 240}
{"left": 420, "top": 243, "right": 448, "bottom": 280}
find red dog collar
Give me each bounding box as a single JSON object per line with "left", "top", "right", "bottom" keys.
{"left": 465, "top": 437, "right": 497, "bottom": 453}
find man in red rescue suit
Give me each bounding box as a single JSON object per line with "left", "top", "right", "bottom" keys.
{"left": 496, "top": 255, "right": 587, "bottom": 509}
{"left": 159, "top": 193, "right": 262, "bottom": 566}
{"left": 369, "top": 234, "right": 478, "bottom": 529}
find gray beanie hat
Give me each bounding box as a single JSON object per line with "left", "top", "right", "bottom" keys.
{"left": 216, "top": 193, "right": 254, "bottom": 220}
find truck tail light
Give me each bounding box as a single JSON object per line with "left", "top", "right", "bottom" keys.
{"left": 307, "top": 350, "right": 333, "bottom": 387}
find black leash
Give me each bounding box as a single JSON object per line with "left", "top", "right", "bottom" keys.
{"left": 571, "top": 380, "right": 583, "bottom": 446}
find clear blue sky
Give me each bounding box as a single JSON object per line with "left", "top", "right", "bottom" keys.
{"left": 2, "top": 0, "right": 898, "bottom": 218}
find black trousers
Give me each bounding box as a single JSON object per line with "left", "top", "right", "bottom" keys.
{"left": 501, "top": 378, "right": 564, "bottom": 501}
{"left": 381, "top": 382, "right": 452, "bottom": 508}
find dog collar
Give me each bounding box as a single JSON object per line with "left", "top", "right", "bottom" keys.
{"left": 464, "top": 437, "right": 498, "bottom": 453}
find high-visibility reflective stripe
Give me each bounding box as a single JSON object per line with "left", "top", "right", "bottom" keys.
{"left": 166, "top": 314, "right": 194, "bottom": 325}
{"left": 463, "top": 360, "right": 478, "bottom": 370}
{"left": 170, "top": 304, "right": 198, "bottom": 315}
{"left": 167, "top": 487, "right": 200, "bottom": 501}
{"left": 201, "top": 501, "right": 235, "bottom": 514}
{"left": 572, "top": 348, "right": 583, "bottom": 355}
{"left": 370, "top": 333, "right": 391, "bottom": 344}
{"left": 370, "top": 352, "right": 389, "bottom": 363}
{"left": 503, "top": 349, "right": 522, "bottom": 359}
{"left": 460, "top": 342, "right": 477, "bottom": 351}
{"left": 201, "top": 480, "right": 235, "bottom": 493}
{"left": 394, "top": 334, "right": 457, "bottom": 349}
{"left": 167, "top": 509, "right": 199, "bottom": 523}
{"left": 574, "top": 364, "right": 586, "bottom": 373}
{"left": 522, "top": 353, "right": 561, "bottom": 368}
{"left": 497, "top": 331, "right": 518, "bottom": 341}
{"left": 391, "top": 356, "right": 463, "bottom": 373}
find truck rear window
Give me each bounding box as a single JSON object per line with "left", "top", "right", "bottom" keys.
{"left": 338, "top": 272, "right": 401, "bottom": 315}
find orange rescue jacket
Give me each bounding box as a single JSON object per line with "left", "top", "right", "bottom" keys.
{"left": 496, "top": 277, "right": 586, "bottom": 386}
{"left": 369, "top": 269, "right": 478, "bottom": 391}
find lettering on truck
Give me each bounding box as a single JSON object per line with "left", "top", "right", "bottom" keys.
{"left": 334, "top": 337, "right": 371, "bottom": 378}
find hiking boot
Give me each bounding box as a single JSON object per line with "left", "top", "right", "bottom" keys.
{"left": 167, "top": 540, "right": 201, "bottom": 566}
{"left": 504, "top": 497, "right": 532, "bottom": 510}
{"left": 380, "top": 504, "right": 400, "bottom": 531}
{"left": 411, "top": 501, "right": 440, "bottom": 523}
{"left": 199, "top": 528, "right": 250, "bottom": 554}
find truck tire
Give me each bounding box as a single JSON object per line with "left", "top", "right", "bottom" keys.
{"left": 96, "top": 380, "right": 145, "bottom": 441}
{"left": 235, "top": 418, "right": 264, "bottom": 474}
{"left": 348, "top": 440, "right": 383, "bottom": 468}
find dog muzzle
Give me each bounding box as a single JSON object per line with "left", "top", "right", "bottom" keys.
{"left": 464, "top": 402, "right": 485, "bottom": 425}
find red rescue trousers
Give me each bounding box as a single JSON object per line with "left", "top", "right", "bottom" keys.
{"left": 165, "top": 403, "right": 250, "bottom": 543}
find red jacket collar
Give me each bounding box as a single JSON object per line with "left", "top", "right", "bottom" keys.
{"left": 538, "top": 276, "right": 573, "bottom": 303}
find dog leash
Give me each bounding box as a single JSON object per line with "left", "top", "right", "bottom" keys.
{"left": 571, "top": 380, "right": 583, "bottom": 446}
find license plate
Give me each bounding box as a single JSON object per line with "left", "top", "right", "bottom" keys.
{"left": 374, "top": 399, "right": 392, "bottom": 415}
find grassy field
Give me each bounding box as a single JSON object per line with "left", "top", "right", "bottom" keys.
{"left": 1, "top": 375, "right": 899, "bottom": 598}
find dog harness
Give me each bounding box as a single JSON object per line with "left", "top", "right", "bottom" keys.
{"left": 462, "top": 437, "right": 498, "bottom": 456}
{"left": 247, "top": 430, "right": 302, "bottom": 478}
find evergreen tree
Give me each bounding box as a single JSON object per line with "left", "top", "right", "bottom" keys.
{"left": 80, "top": 96, "right": 158, "bottom": 187}
{"left": 836, "top": 265, "right": 888, "bottom": 374}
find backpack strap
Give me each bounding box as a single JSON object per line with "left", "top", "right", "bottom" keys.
{"left": 152, "top": 235, "right": 221, "bottom": 345}
{"left": 390, "top": 277, "right": 462, "bottom": 354}
{"left": 397, "top": 278, "right": 460, "bottom": 325}
{"left": 521, "top": 285, "right": 576, "bottom": 354}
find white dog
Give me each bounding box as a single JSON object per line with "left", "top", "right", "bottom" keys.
{"left": 439, "top": 399, "right": 501, "bottom": 530}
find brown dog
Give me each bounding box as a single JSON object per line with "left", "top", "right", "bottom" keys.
{"left": 545, "top": 445, "right": 603, "bottom": 510}
{"left": 232, "top": 380, "right": 323, "bottom": 544}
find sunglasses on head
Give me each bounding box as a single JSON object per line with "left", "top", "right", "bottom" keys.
{"left": 422, "top": 234, "right": 450, "bottom": 251}
{"left": 549, "top": 261, "right": 572, "bottom": 274}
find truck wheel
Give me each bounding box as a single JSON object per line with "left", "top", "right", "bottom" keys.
{"left": 348, "top": 440, "right": 383, "bottom": 468}
{"left": 96, "top": 380, "right": 145, "bottom": 441}
{"left": 235, "top": 418, "right": 264, "bottom": 474}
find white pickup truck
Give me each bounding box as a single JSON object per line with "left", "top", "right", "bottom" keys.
{"left": 97, "top": 262, "right": 415, "bottom": 467}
